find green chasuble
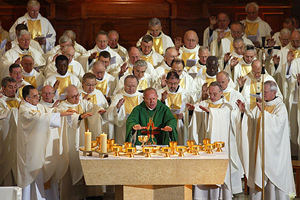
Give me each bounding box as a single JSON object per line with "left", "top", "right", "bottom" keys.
{"left": 126, "top": 100, "right": 178, "bottom": 145}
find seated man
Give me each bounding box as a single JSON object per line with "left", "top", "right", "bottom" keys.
{"left": 189, "top": 46, "right": 210, "bottom": 75}
{"left": 9, "top": 63, "right": 30, "bottom": 99}
{"left": 108, "top": 30, "right": 127, "bottom": 59}
{"left": 155, "top": 47, "right": 178, "bottom": 78}
{"left": 136, "top": 18, "right": 174, "bottom": 55}
{"left": 139, "top": 35, "right": 164, "bottom": 68}
{"left": 126, "top": 87, "right": 178, "bottom": 145}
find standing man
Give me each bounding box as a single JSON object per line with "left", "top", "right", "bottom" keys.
{"left": 140, "top": 35, "right": 164, "bottom": 68}
{"left": 108, "top": 30, "right": 128, "bottom": 59}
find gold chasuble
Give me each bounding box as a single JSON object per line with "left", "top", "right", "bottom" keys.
{"left": 208, "top": 103, "right": 222, "bottom": 109}
{"left": 217, "top": 31, "right": 231, "bottom": 39}
{"left": 84, "top": 94, "right": 97, "bottom": 104}
{"left": 245, "top": 22, "right": 259, "bottom": 36}
{"left": 250, "top": 79, "right": 262, "bottom": 110}
{"left": 153, "top": 37, "right": 164, "bottom": 55}
{"left": 56, "top": 76, "right": 71, "bottom": 95}
{"left": 293, "top": 50, "right": 300, "bottom": 59}
{"left": 23, "top": 76, "right": 37, "bottom": 88}
{"left": 123, "top": 95, "right": 139, "bottom": 114}
{"left": 206, "top": 76, "right": 216, "bottom": 86}
{"left": 141, "top": 55, "right": 154, "bottom": 66}
{"left": 241, "top": 65, "right": 252, "bottom": 77}
{"left": 27, "top": 20, "right": 42, "bottom": 40}
{"left": 223, "top": 93, "right": 231, "bottom": 102}
{"left": 138, "top": 79, "right": 148, "bottom": 90}
{"left": 229, "top": 42, "right": 234, "bottom": 53}
{"left": 167, "top": 93, "right": 182, "bottom": 120}
{"left": 68, "top": 65, "right": 73, "bottom": 74}
{"left": 6, "top": 100, "right": 20, "bottom": 109}
{"left": 179, "top": 79, "right": 185, "bottom": 89}
{"left": 18, "top": 52, "right": 32, "bottom": 61}
{"left": 96, "top": 79, "right": 108, "bottom": 95}
{"left": 182, "top": 51, "right": 196, "bottom": 71}
{"left": 127, "top": 67, "right": 133, "bottom": 74}
{"left": 165, "top": 69, "right": 170, "bottom": 74}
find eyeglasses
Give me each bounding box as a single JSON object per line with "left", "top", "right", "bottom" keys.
{"left": 28, "top": 94, "right": 40, "bottom": 99}
{"left": 70, "top": 93, "right": 80, "bottom": 99}
{"left": 42, "top": 92, "right": 55, "bottom": 96}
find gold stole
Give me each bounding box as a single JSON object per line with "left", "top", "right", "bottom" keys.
{"left": 31, "top": 109, "right": 41, "bottom": 113}
{"left": 241, "top": 64, "right": 252, "bottom": 77}
{"left": 123, "top": 95, "right": 139, "bottom": 114}
{"left": 56, "top": 76, "right": 71, "bottom": 95}
{"left": 229, "top": 42, "right": 234, "bottom": 53}
{"left": 153, "top": 37, "right": 164, "bottom": 55}
{"left": 223, "top": 92, "right": 230, "bottom": 102}
{"left": 245, "top": 22, "right": 259, "bottom": 36}
{"left": 138, "top": 79, "right": 148, "bottom": 90}
{"left": 68, "top": 65, "right": 73, "bottom": 74}
{"left": 6, "top": 100, "right": 19, "bottom": 108}
{"left": 208, "top": 103, "right": 222, "bottom": 109}
{"left": 217, "top": 31, "right": 231, "bottom": 39}
{"left": 167, "top": 93, "right": 182, "bottom": 120}
{"left": 18, "top": 52, "right": 32, "bottom": 61}
{"left": 165, "top": 69, "right": 170, "bottom": 74}
{"left": 179, "top": 78, "right": 185, "bottom": 89}
{"left": 181, "top": 51, "right": 196, "bottom": 71}
{"left": 84, "top": 94, "right": 97, "bottom": 104}
{"left": 127, "top": 67, "right": 133, "bottom": 74}
{"left": 205, "top": 76, "right": 216, "bottom": 86}
{"left": 293, "top": 49, "right": 300, "bottom": 59}
{"left": 23, "top": 76, "right": 37, "bottom": 88}
{"left": 27, "top": 19, "right": 42, "bottom": 40}
{"left": 202, "top": 68, "right": 207, "bottom": 75}
{"left": 250, "top": 80, "right": 262, "bottom": 110}
{"left": 18, "top": 85, "right": 25, "bottom": 99}
{"left": 141, "top": 55, "right": 154, "bottom": 66}
{"left": 96, "top": 79, "right": 108, "bottom": 95}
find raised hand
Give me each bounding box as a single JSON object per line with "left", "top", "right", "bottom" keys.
{"left": 89, "top": 52, "right": 98, "bottom": 60}
{"left": 53, "top": 80, "right": 60, "bottom": 91}
{"left": 272, "top": 55, "right": 280, "bottom": 66}
{"left": 230, "top": 57, "right": 239, "bottom": 69}
{"left": 161, "top": 126, "right": 172, "bottom": 132}
{"left": 236, "top": 99, "right": 245, "bottom": 113}
{"left": 237, "top": 76, "right": 247, "bottom": 88}
{"left": 199, "top": 105, "right": 210, "bottom": 113}
{"left": 186, "top": 103, "right": 195, "bottom": 110}
{"left": 161, "top": 90, "right": 168, "bottom": 102}
{"left": 133, "top": 124, "right": 142, "bottom": 130}
{"left": 224, "top": 52, "right": 232, "bottom": 63}
{"left": 116, "top": 98, "right": 125, "bottom": 109}
{"left": 119, "top": 63, "right": 128, "bottom": 76}
{"left": 174, "top": 37, "right": 183, "bottom": 50}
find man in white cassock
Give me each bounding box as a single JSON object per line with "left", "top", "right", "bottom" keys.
{"left": 9, "top": 0, "right": 56, "bottom": 53}
{"left": 157, "top": 71, "right": 194, "bottom": 145}
{"left": 120, "top": 46, "right": 157, "bottom": 78}
{"left": 44, "top": 55, "right": 81, "bottom": 98}
{"left": 0, "top": 77, "right": 20, "bottom": 186}
{"left": 136, "top": 18, "right": 174, "bottom": 55}
{"left": 78, "top": 30, "right": 123, "bottom": 73}
{"left": 44, "top": 45, "right": 85, "bottom": 80}
{"left": 21, "top": 55, "right": 45, "bottom": 91}
{"left": 115, "top": 60, "right": 158, "bottom": 94}
{"left": 203, "top": 13, "right": 231, "bottom": 48}
{"left": 17, "top": 85, "right": 73, "bottom": 200}
{"left": 139, "top": 35, "right": 164, "bottom": 69}
{"left": 175, "top": 30, "right": 200, "bottom": 71}
{"left": 63, "top": 30, "right": 87, "bottom": 55}
{"left": 58, "top": 85, "right": 106, "bottom": 200}
{"left": 9, "top": 63, "right": 30, "bottom": 99}
{"left": 224, "top": 43, "right": 256, "bottom": 86}
{"left": 240, "top": 2, "right": 272, "bottom": 47}
{"left": 108, "top": 30, "right": 127, "bottom": 60}
{"left": 188, "top": 81, "right": 240, "bottom": 199}
{"left": 238, "top": 60, "right": 282, "bottom": 110}
{"left": 235, "top": 81, "right": 295, "bottom": 199}
{"left": 155, "top": 47, "right": 178, "bottom": 78}
{"left": 39, "top": 85, "right": 57, "bottom": 107}
{"left": 188, "top": 46, "right": 210, "bottom": 75}
{"left": 107, "top": 75, "right": 143, "bottom": 144}
{"left": 1, "top": 30, "right": 46, "bottom": 81}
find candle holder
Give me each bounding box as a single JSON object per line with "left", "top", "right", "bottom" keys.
{"left": 162, "top": 147, "right": 171, "bottom": 157}
{"left": 192, "top": 145, "right": 201, "bottom": 155}
{"left": 169, "top": 141, "right": 177, "bottom": 155}
{"left": 126, "top": 147, "right": 136, "bottom": 158}
{"left": 187, "top": 140, "right": 195, "bottom": 153}
{"left": 214, "top": 141, "right": 225, "bottom": 152}
{"left": 112, "top": 145, "right": 122, "bottom": 156}
{"left": 177, "top": 146, "right": 187, "bottom": 157}
{"left": 143, "top": 147, "right": 153, "bottom": 157}
{"left": 79, "top": 147, "right": 95, "bottom": 156}
{"left": 107, "top": 139, "right": 115, "bottom": 151}
{"left": 205, "top": 144, "right": 215, "bottom": 154}
{"left": 138, "top": 135, "right": 149, "bottom": 147}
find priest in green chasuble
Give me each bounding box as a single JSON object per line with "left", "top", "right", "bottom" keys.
{"left": 126, "top": 88, "right": 178, "bottom": 145}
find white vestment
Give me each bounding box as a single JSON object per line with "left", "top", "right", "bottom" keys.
{"left": 178, "top": 45, "right": 200, "bottom": 71}
{"left": 140, "top": 49, "right": 164, "bottom": 69}
{"left": 22, "top": 69, "right": 45, "bottom": 91}
{"left": 9, "top": 13, "right": 56, "bottom": 53}
{"left": 188, "top": 61, "right": 206, "bottom": 76}
{"left": 110, "top": 44, "right": 128, "bottom": 60}
{"left": 155, "top": 61, "right": 172, "bottom": 78}
{"left": 92, "top": 71, "right": 116, "bottom": 98}
{"left": 203, "top": 27, "right": 231, "bottom": 47}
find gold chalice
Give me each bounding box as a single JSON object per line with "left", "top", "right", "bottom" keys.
{"left": 203, "top": 138, "right": 210, "bottom": 145}
{"left": 214, "top": 141, "right": 225, "bottom": 152}
{"left": 107, "top": 139, "right": 115, "bottom": 151}
{"left": 162, "top": 147, "right": 171, "bottom": 157}
{"left": 205, "top": 144, "right": 215, "bottom": 154}
{"left": 192, "top": 145, "right": 201, "bottom": 155}
{"left": 152, "top": 146, "right": 161, "bottom": 153}
{"left": 96, "top": 136, "right": 101, "bottom": 150}
{"left": 138, "top": 135, "right": 149, "bottom": 147}
{"left": 112, "top": 145, "right": 122, "bottom": 156}
{"left": 187, "top": 140, "right": 195, "bottom": 153}
{"left": 91, "top": 141, "right": 97, "bottom": 148}
{"left": 177, "top": 146, "right": 187, "bottom": 157}
{"left": 169, "top": 141, "right": 178, "bottom": 155}
{"left": 126, "top": 147, "right": 136, "bottom": 158}
{"left": 143, "top": 147, "right": 153, "bottom": 157}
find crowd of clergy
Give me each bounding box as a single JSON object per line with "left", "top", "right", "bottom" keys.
{"left": 0, "top": 0, "right": 299, "bottom": 199}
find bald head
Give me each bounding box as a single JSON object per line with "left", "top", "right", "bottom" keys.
{"left": 216, "top": 71, "right": 230, "bottom": 90}
{"left": 128, "top": 46, "right": 142, "bottom": 65}
{"left": 251, "top": 60, "right": 262, "bottom": 80}
{"left": 164, "top": 47, "right": 178, "bottom": 66}
{"left": 65, "top": 85, "right": 80, "bottom": 104}
{"left": 62, "top": 45, "right": 75, "bottom": 63}
{"left": 184, "top": 30, "right": 198, "bottom": 49}
{"left": 290, "top": 30, "right": 300, "bottom": 49}
{"left": 217, "top": 13, "right": 230, "bottom": 30}
{"left": 41, "top": 85, "right": 55, "bottom": 103}
{"left": 93, "top": 61, "right": 106, "bottom": 79}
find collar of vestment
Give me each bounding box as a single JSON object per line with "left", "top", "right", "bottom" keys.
{"left": 163, "top": 61, "right": 171, "bottom": 68}
{"left": 198, "top": 60, "right": 206, "bottom": 66}
{"left": 62, "top": 99, "right": 80, "bottom": 108}
{"left": 223, "top": 86, "right": 233, "bottom": 93}
{"left": 181, "top": 44, "right": 200, "bottom": 53}
{"left": 147, "top": 30, "right": 163, "bottom": 39}
{"left": 142, "top": 49, "right": 153, "bottom": 57}
{"left": 110, "top": 44, "right": 119, "bottom": 50}
{"left": 141, "top": 100, "right": 163, "bottom": 111}
{"left": 96, "top": 45, "right": 109, "bottom": 53}
{"left": 18, "top": 45, "right": 30, "bottom": 52}
{"left": 25, "top": 13, "right": 42, "bottom": 21}
{"left": 22, "top": 69, "right": 36, "bottom": 77}
{"left": 39, "top": 99, "right": 55, "bottom": 108}
{"left": 167, "top": 85, "right": 182, "bottom": 94}
{"left": 247, "top": 72, "right": 267, "bottom": 82}
{"left": 24, "top": 100, "right": 38, "bottom": 110}
{"left": 265, "top": 96, "right": 281, "bottom": 106}
{"left": 245, "top": 16, "right": 262, "bottom": 23}
{"left": 56, "top": 71, "right": 70, "bottom": 78}
{"left": 207, "top": 97, "right": 223, "bottom": 105}
{"left": 205, "top": 73, "right": 216, "bottom": 79}
{"left": 121, "top": 89, "right": 140, "bottom": 97}
{"left": 1, "top": 94, "right": 18, "bottom": 101}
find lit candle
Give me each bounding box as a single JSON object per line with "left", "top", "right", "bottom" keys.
{"left": 100, "top": 133, "right": 107, "bottom": 153}
{"left": 85, "top": 130, "right": 92, "bottom": 151}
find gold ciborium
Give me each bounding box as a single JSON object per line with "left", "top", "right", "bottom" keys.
{"left": 162, "top": 147, "right": 171, "bottom": 157}
{"left": 91, "top": 141, "right": 97, "bottom": 148}
{"left": 169, "top": 141, "right": 177, "bottom": 155}
{"left": 143, "top": 147, "right": 153, "bottom": 157}
{"left": 138, "top": 135, "right": 149, "bottom": 147}
{"left": 214, "top": 141, "right": 225, "bottom": 152}
{"left": 124, "top": 142, "right": 132, "bottom": 154}
{"left": 187, "top": 140, "right": 195, "bottom": 153}
{"left": 152, "top": 146, "right": 161, "bottom": 153}
{"left": 177, "top": 146, "right": 187, "bottom": 157}
{"left": 205, "top": 144, "right": 215, "bottom": 154}
{"left": 126, "top": 147, "right": 136, "bottom": 158}
{"left": 112, "top": 145, "right": 122, "bottom": 156}
{"left": 203, "top": 138, "right": 210, "bottom": 145}
{"left": 107, "top": 139, "right": 115, "bottom": 151}
{"left": 192, "top": 145, "right": 201, "bottom": 155}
